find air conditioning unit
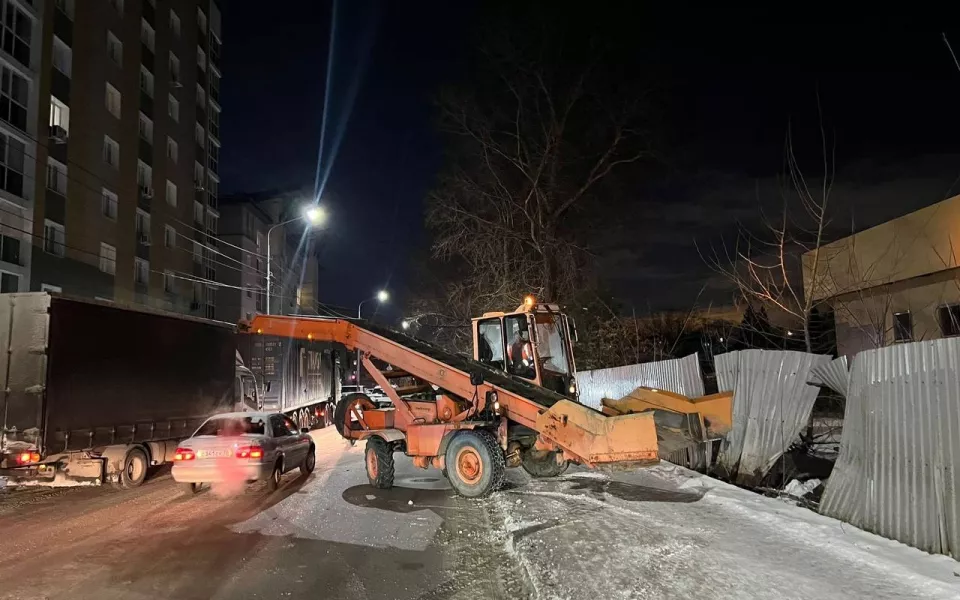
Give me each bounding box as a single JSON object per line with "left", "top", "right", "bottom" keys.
{"left": 49, "top": 125, "right": 68, "bottom": 143}
{"left": 140, "top": 186, "right": 153, "bottom": 199}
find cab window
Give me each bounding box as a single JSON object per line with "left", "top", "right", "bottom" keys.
{"left": 477, "top": 318, "right": 505, "bottom": 370}
{"left": 505, "top": 314, "right": 536, "bottom": 380}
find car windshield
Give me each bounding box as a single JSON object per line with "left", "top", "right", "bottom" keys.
{"left": 194, "top": 416, "right": 266, "bottom": 437}
{"left": 535, "top": 314, "right": 571, "bottom": 375}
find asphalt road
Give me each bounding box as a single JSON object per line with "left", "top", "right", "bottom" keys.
{"left": 0, "top": 428, "right": 529, "bottom": 600}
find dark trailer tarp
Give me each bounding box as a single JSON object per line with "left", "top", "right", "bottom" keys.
{"left": 0, "top": 293, "right": 236, "bottom": 456}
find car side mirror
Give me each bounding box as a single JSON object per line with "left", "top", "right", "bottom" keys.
{"left": 300, "top": 427, "right": 309, "bottom": 434}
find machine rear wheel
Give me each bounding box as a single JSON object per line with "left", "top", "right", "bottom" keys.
{"left": 365, "top": 437, "right": 395, "bottom": 489}
{"left": 444, "top": 430, "right": 505, "bottom": 498}
{"left": 334, "top": 393, "right": 377, "bottom": 437}
{"left": 520, "top": 448, "right": 569, "bottom": 478}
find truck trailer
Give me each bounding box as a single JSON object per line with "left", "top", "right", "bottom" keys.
{"left": 0, "top": 293, "right": 259, "bottom": 488}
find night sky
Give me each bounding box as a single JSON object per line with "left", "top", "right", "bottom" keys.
{"left": 221, "top": 3, "right": 960, "bottom": 316}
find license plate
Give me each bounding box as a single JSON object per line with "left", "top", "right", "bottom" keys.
{"left": 198, "top": 449, "right": 232, "bottom": 458}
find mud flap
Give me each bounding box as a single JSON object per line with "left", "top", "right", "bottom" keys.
{"left": 535, "top": 400, "right": 659, "bottom": 465}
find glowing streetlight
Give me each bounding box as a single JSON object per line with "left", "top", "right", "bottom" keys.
{"left": 357, "top": 289, "right": 389, "bottom": 318}
{"left": 266, "top": 204, "right": 325, "bottom": 314}
{"left": 401, "top": 319, "right": 410, "bottom": 330}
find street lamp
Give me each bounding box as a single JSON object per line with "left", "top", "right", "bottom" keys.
{"left": 357, "top": 289, "right": 389, "bottom": 318}
{"left": 265, "top": 205, "right": 325, "bottom": 314}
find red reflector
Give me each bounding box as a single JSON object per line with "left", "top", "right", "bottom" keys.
{"left": 235, "top": 446, "right": 264, "bottom": 459}
{"left": 173, "top": 448, "right": 195, "bottom": 461}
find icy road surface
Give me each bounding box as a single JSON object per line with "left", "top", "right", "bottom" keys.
{"left": 496, "top": 464, "right": 960, "bottom": 600}
{"left": 0, "top": 427, "right": 957, "bottom": 600}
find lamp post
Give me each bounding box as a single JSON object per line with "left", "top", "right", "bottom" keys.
{"left": 355, "top": 289, "right": 388, "bottom": 384}
{"left": 265, "top": 205, "right": 324, "bottom": 314}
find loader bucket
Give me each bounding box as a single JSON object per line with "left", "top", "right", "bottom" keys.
{"left": 601, "top": 387, "right": 734, "bottom": 456}
{"left": 535, "top": 399, "right": 660, "bottom": 465}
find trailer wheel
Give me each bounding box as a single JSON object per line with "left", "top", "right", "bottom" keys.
{"left": 365, "top": 437, "right": 394, "bottom": 489}
{"left": 334, "top": 393, "right": 376, "bottom": 437}
{"left": 520, "top": 448, "right": 569, "bottom": 478}
{"left": 120, "top": 447, "right": 149, "bottom": 489}
{"left": 444, "top": 430, "right": 505, "bottom": 498}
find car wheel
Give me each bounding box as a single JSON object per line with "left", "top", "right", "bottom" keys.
{"left": 183, "top": 482, "right": 202, "bottom": 495}
{"left": 267, "top": 460, "right": 282, "bottom": 491}
{"left": 300, "top": 445, "right": 316, "bottom": 476}
{"left": 120, "top": 447, "right": 149, "bottom": 489}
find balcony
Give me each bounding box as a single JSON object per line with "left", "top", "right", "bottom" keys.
{"left": 54, "top": 8, "right": 73, "bottom": 47}
{"left": 140, "top": 90, "right": 153, "bottom": 118}
{"left": 50, "top": 70, "right": 70, "bottom": 104}
{"left": 45, "top": 188, "right": 66, "bottom": 223}
{"left": 139, "top": 137, "right": 152, "bottom": 163}
{"left": 143, "top": 0, "right": 155, "bottom": 25}
{"left": 141, "top": 46, "right": 154, "bottom": 73}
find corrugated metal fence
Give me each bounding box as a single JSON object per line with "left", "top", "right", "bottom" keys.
{"left": 820, "top": 339, "right": 960, "bottom": 557}
{"left": 576, "top": 353, "right": 704, "bottom": 410}
{"left": 714, "top": 350, "right": 831, "bottom": 485}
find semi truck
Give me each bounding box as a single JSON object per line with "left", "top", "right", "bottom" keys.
{"left": 0, "top": 293, "right": 262, "bottom": 488}
{"left": 236, "top": 334, "right": 341, "bottom": 432}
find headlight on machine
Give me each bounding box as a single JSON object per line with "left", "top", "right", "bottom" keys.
{"left": 486, "top": 390, "right": 500, "bottom": 414}
{"left": 568, "top": 378, "right": 577, "bottom": 395}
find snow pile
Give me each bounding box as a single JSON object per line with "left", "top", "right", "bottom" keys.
{"left": 493, "top": 465, "right": 959, "bottom": 600}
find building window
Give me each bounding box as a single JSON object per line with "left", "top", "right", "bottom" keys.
{"left": 141, "top": 19, "right": 155, "bottom": 52}
{"left": 49, "top": 96, "right": 69, "bottom": 134}
{"left": 1, "top": 2, "right": 32, "bottom": 67}
{"left": 166, "top": 137, "right": 178, "bottom": 163}
{"left": 208, "top": 142, "right": 219, "bottom": 174}
{"left": 893, "top": 311, "right": 913, "bottom": 343}
{"left": 938, "top": 305, "right": 960, "bottom": 337}
{"left": 210, "top": 35, "right": 221, "bottom": 67}
{"left": 55, "top": 0, "right": 75, "bottom": 20}
{"left": 136, "top": 209, "right": 150, "bottom": 243}
{"left": 0, "top": 234, "right": 20, "bottom": 265}
{"left": 99, "top": 242, "right": 116, "bottom": 275}
{"left": 46, "top": 158, "right": 67, "bottom": 195}
{"left": 1, "top": 66, "right": 28, "bottom": 132}
{"left": 139, "top": 112, "right": 153, "bottom": 144}
{"left": 53, "top": 37, "right": 72, "bottom": 77}
{"left": 110, "top": 0, "right": 124, "bottom": 15}
{"left": 107, "top": 32, "right": 123, "bottom": 66}
{"left": 140, "top": 66, "right": 154, "bottom": 98}
{"left": 209, "top": 106, "right": 220, "bottom": 139}
{"left": 193, "top": 240, "right": 202, "bottom": 263}
{"left": 164, "top": 224, "right": 176, "bottom": 248}
{"left": 207, "top": 177, "right": 218, "bottom": 204}
{"left": 198, "top": 7, "right": 207, "bottom": 34}
{"left": 101, "top": 188, "right": 118, "bottom": 220}
{"left": 44, "top": 220, "right": 65, "bottom": 257}
{"left": 196, "top": 84, "right": 205, "bottom": 109}
{"left": 193, "top": 161, "right": 204, "bottom": 187}
{"left": 195, "top": 122, "right": 205, "bottom": 146}
{"left": 0, "top": 132, "right": 25, "bottom": 198}
{"left": 193, "top": 200, "right": 203, "bottom": 223}
{"left": 105, "top": 83, "right": 122, "bottom": 119}
{"left": 41, "top": 284, "right": 62, "bottom": 293}
{"left": 197, "top": 46, "right": 206, "bottom": 71}
{"left": 164, "top": 270, "right": 175, "bottom": 293}
{"left": 134, "top": 258, "right": 149, "bottom": 285}
{"left": 103, "top": 136, "right": 119, "bottom": 168}
{"left": 0, "top": 271, "right": 18, "bottom": 293}
{"left": 169, "top": 10, "right": 181, "bottom": 38}
{"left": 137, "top": 159, "right": 152, "bottom": 190}
{"left": 168, "top": 94, "right": 179, "bottom": 122}
{"left": 166, "top": 180, "right": 177, "bottom": 207}
{"left": 169, "top": 52, "right": 180, "bottom": 85}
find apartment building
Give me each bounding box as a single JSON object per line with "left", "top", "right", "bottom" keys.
{"left": 26, "top": 0, "right": 222, "bottom": 317}
{"left": 803, "top": 193, "right": 960, "bottom": 356}
{"left": 217, "top": 190, "right": 322, "bottom": 324}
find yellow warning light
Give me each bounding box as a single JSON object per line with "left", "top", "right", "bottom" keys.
{"left": 307, "top": 333, "right": 314, "bottom": 340}
{"left": 256, "top": 328, "right": 263, "bottom": 335}
{"left": 524, "top": 295, "right": 536, "bottom": 308}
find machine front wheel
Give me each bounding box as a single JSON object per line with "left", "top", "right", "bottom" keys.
{"left": 520, "top": 448, "right": 569, "bottom": 478}
{"left": 444, "top": 430, "right": 505, "bottom": 498}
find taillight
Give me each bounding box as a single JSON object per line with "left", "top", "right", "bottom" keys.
{"left": 15, "top": 451, "right": 41, "bottom": 465}
{"left": 173, "top": 448, "right": 195, "bottom": 461}
{"left": 235, "top": 446, "right": 264, "bottom": 459}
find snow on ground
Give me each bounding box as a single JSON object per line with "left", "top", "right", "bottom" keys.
{"left": 494, "top": 463, "right": 959, "bottom": 600}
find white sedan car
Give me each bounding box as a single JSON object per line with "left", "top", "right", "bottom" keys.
{"left": 172, "top": 411, "right": 315, "bottom": 493}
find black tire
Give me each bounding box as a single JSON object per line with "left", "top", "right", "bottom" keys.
{"left": 444, "top": 430, "right": 505, "bottom": 498}
{"left": 301, "top": 444, "right": 316, "bottom": 476}
{"left": 182, "top": 482, "right": 202, "bottom": 495}
{"left": 120, "top": 447, "right": 149, "bottom": 489}
{"left": 520, "top": 448, "right": 569, "bottom": 478}
{"left": 365, "top": 437, "right": 395, "bottom": 489}
{"left": 267, "top": 460, "right": 282, "bottom": 491}
{"left": 334, "top": 393, "right": 376, "bottom": 437}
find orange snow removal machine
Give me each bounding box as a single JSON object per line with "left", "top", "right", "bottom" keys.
{"left": 244, "top": 297, "right": 732, "bottom": 497}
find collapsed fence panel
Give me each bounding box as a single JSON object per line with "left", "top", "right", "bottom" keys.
{"left": 820, "top": 339, "right": 960, "bottom": 557}
{"left": 576, "top": 353, "right": 704, "bottom": 411}
{"left": 715, "top": 350, "right": 831, "bottom": 485}
{"left": 809, "top": 355, "right": 849, "bottom": 397}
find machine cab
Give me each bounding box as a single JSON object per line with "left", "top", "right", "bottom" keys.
{"left": 472, "top": 297, "right": 579, "bottom": 398}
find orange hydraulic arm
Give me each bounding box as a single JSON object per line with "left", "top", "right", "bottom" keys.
{"left": 246, "top": 315, "right": 660, "bottom": 465}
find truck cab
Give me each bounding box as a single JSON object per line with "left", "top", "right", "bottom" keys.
{"left": 471, "top": 297, "right": 579, "bottom": 398}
